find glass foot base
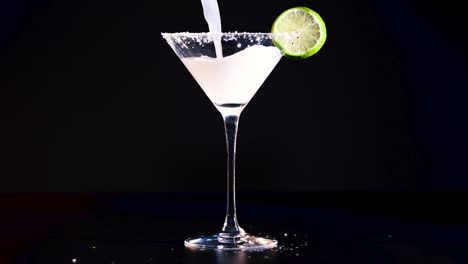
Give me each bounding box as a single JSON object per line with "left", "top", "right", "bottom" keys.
{"left": 184, "top": 233, "right": 277, "bottom": 251}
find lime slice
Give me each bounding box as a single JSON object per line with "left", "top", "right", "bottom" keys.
{"left": 271, "top": 6, "right": 327, "bottom": 59}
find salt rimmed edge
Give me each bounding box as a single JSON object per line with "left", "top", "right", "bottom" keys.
{"left": 161, "top": 32, "right": 298, "bottom": 45}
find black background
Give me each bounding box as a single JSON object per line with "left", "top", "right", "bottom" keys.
{"left": 1, "top": 0, "right": 467, "bottom": 193}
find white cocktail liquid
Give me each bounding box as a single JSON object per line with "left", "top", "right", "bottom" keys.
{"left": 182, "top": 45, "right": 282, "bottom": 106}
{"left": 201, "top": 0, "right": 223, "bottom": 58}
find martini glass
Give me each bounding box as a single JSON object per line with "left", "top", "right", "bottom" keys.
{"left": 162, "top": 32, "right": 283, "bottom": 250}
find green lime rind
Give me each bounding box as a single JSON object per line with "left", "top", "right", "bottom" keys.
{"left": 271, "top": 6, "right": 327, "bottom": 59}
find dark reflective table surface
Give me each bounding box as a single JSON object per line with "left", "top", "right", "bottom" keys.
{"left": 1, "top": 192, "right": 468, "bottom": 263}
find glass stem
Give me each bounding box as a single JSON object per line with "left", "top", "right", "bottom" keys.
{"left": 221, "top": 114, "right": 242, "bottom": 237}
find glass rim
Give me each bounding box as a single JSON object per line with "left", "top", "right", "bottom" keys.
{"left": 161, "top": 32, "right": 296, "bottom": 37}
